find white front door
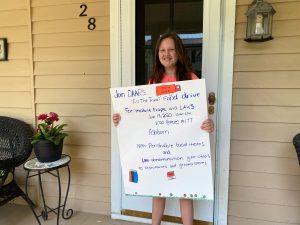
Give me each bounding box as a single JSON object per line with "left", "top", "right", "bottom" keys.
{"left": 110, "top": 0, "right": 235, "bottom": 224}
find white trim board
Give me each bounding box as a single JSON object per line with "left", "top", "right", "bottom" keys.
{"left": 213, "top": 0, "right": 236, "bottom": 225}
{"left": 110, "top": 0, "right": 122, "bottom": 215}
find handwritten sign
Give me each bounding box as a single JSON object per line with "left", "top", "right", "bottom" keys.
{"left": 110, "top": 79, "right": 213, "bottom": 200}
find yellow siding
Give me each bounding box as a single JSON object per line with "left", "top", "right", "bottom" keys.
{"left": 65, "top": 132, "right": 110, "bottom": 147}
{"left": 34, "top": 46, "right": 110, "bottom": 61}
{"left": 41, "top": 170, "right": 110, "bottom": 188}
{"left": 0, "top": 1, "right": 33, "bottom": 122}
{"left": 0, "top": 0, "right": 27, "bottom": 10}
{"left": 233, "top": 71, "right": 300, "bottom": 88}
{"left": 34, "top": 60, "right": 110, "bottom": 75}
{"left": 35, "top": 75, "right": 110, "bottom": 88}
{"left": 31, "top": 2, "right": 109, "bottom": 21}
{"left": 229, "top": 201, "right": 300, "bottom": 224}
{"left": 33, "top": 17, "right": 109, "bottom": 34}
{"left": 0, "top": 60, "right": 31, "bottom": 76}
{"left": 33, "top": 31, "right": 110, "bottom": 47}
{"left": 35, "top": 89, "right": 110, "bottom": 104}
{"left": 36, "top": 104, "right": 110, "bottom": 116}
{"left": 31, "top": 0, "right": 108, "bottom": 7}
{"left": 229, "top": 1, "right": 300, "bottom": 225}
{"left": 0, "top": 0, "right": 35, "bottom": 205}
{"left": 0, "top": 77, "right": 31, "bottom": 91}
{"left": 41, "top": 182, "right": 111, "bottom": 202}
{"left": 235, "top": 36, "right": 300, "bottom": 54}
{"left": 1, "top": 26, "right": 29, "bottom": 42}
{"left": 230, "top": 170, "right": 300, "bottom": 191}
{"left": 0, "top": 0, "right": 111, "bottom": 215}
{"left": 31, "top": 0, "right": 111, "bottom": 214}
{"left": 0, "top": 10, "right": 28, "bottom": 27}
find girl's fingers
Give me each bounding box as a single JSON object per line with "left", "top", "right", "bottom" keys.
{"left": 112, "top": 113, "right": 121, "bottom": 126}
{"left": 201, "top": 118, "right": 214, "bottom": 133}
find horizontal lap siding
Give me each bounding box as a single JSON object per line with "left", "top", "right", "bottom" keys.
{"left": 32, "top": 0, "right": 111, "bottom": 214}
{"left": 34, "top": 60, "right": 110, "bottom": 75}
{"left": 0, "top": 1, "right": 33, "bottom": 123}
{"left": 229, "top": 1, "right": 300, "bottom": 225}
{"left": 33, "top": 32, "right": 110, "bottom": 47}
{"left": 0, "top": 0, "right": 35, "bottom": 206}
{"left": 35, "top": 75, "right": 110, "bottom": 88}
{"left": 36, "top": 104, "right": 111, "bottom": 116}
{"left": 233, "top": 71, "right": 300, "bottom": 88}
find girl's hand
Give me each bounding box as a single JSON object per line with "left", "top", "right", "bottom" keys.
{"left": 201, "top": 118, "right": 214, "bottom": 133}
{"left": 112, "top": 113, "right": 121, "bottom": 126}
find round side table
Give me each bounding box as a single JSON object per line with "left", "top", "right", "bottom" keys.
{"left": 24, "top": 154, "right": 73, "bottom": 225}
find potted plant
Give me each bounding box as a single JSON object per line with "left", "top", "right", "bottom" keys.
{"left": 32, "top": 112, "right": 68, "bottom": 162}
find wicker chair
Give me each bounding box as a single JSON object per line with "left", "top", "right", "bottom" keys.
{"left": 0, "top": 116, "right": 39, "bottom": 223}
{"left": 293, "top": 133, "right": 300, "bottom": 165}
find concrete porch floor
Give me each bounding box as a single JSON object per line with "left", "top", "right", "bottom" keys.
{"left": 0, "top": 204, "right": 145, "bottom": 225}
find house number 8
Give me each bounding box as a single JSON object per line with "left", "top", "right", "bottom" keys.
{"left": 79, "top": 4, "right": 96, "bottom": 30}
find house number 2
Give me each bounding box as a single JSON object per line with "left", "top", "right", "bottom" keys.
{"left": 79, "top": 4, "right": 96, "bottom": 30}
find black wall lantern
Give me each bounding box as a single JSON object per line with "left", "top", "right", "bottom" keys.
{"left": 293, "top": 133, "right": 300, "bottom": 165}
{"left": 0, "top": 38, "right": 8, "bottom": 61}
{"left": 245, "top": 0, "right": 276, "bottom": 42}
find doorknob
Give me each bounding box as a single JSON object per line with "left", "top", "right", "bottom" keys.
{"left": 208, "top": 92, "right": 216, "bottom": 105}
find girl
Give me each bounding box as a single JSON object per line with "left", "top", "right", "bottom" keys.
{"left": 113, "top": 32, "right": 214, "bottom": 225}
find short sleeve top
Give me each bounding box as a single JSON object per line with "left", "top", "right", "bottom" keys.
{"left": 149, "top": 73, "right": 199, "bottom": 84}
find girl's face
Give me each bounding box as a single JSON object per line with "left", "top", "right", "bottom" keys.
{"left": 158, "top": 37, "right": 178, "bottom": 71}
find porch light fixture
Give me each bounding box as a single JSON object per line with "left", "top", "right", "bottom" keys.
{"left": 245, "top": 0, "right": 276, "bottom": 42}
{"left": 0, "top": 38, "right": 8, "bottom": 61}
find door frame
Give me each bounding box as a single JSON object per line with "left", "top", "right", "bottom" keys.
{"left": 110, "top": 0, "right": 236, "bottom": 224}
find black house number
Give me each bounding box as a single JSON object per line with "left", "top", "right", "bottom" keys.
{"left": 79, "top": 3, "right": 96, "bottom": 30}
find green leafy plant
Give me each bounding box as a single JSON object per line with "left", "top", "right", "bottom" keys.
{"left": 31, "top": 112, "right": 68, "bottom": 145}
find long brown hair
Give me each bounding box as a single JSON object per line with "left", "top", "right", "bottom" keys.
{"left": 149, "top": 32, "right": 192, "bottom": 84}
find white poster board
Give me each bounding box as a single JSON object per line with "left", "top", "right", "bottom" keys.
{"left": 110, "top": 79, "right": 213, "bottom": 200}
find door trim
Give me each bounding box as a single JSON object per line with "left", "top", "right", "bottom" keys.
{"left": 110, "top": 0, "right": 122, "bottom": 215}
{"left": 212, "top": 1, "right": 236, "bottom": 224}
{"left": 110, "top": 0, "right": 236, "bottom": 224}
